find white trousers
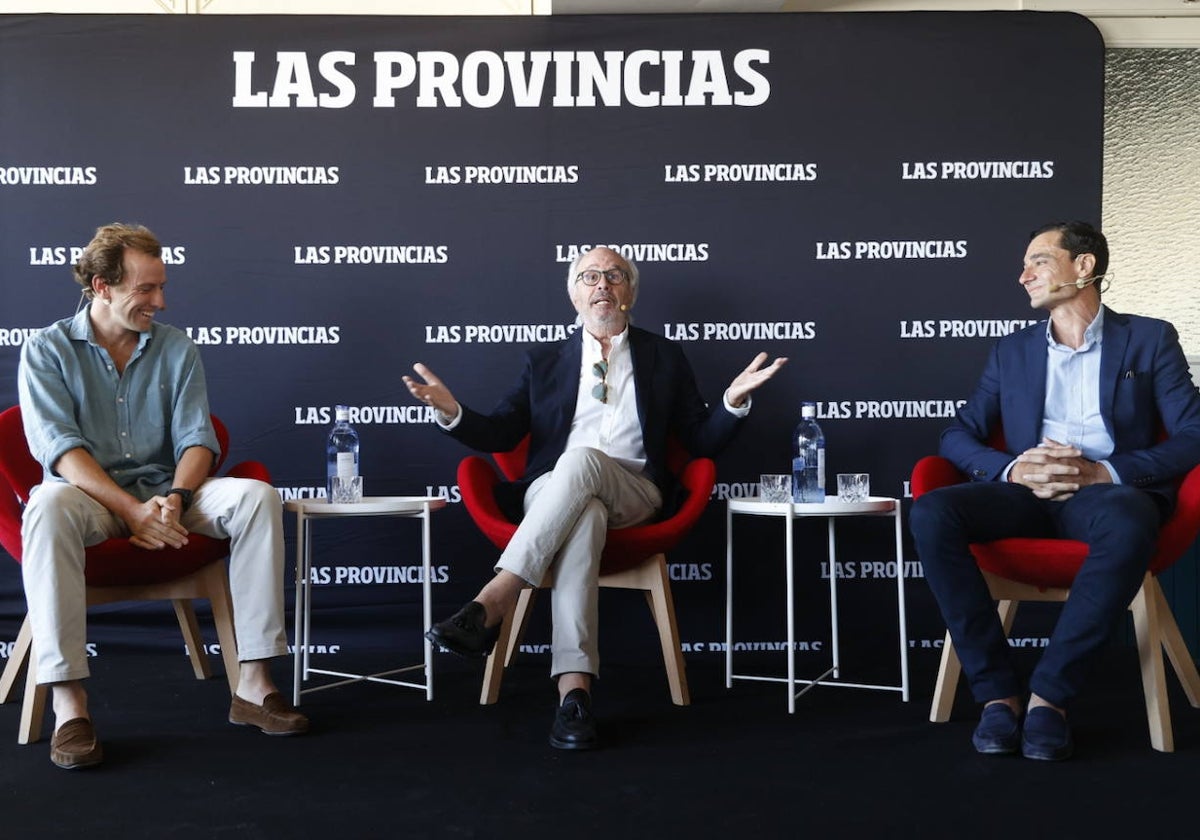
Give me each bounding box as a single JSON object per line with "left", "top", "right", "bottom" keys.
{"left": 20, "top": 477, "right": 288, "bottom": 684}
{"left": 496, "top": 447, "right": 662, "bottom": 678}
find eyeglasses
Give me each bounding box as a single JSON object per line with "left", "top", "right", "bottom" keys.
{"left": 591, "top": 360, "right": 608, "bottom": 403}
{"left": 575, "top": 268, "right": 629, "bottom": 287}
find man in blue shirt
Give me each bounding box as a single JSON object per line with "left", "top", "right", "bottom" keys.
{"left": 910, "top": 221, "right": 1200, "bottom": 760}
{"left": 18, "top": 223, "right": 308, "bottom": 770}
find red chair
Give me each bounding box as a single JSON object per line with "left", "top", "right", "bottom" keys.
{"left": 457, "top": 436, "right": 716, "bottom": 706}
{"left": 911, "top": 436, "right": 1200, "bottom": 752}
{"left": 0, "top": 405, "right": 270, "bottom": 744}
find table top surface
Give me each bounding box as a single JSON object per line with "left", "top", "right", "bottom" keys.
{"left": 284, "top": 495, "right": 448, "bottom": 515}
{"left": 728, "top": 495, "right": 898, "bottom": 515}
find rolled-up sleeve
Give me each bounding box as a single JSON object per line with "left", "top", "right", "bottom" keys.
{"left": 170, "top": 342, "right": 219, "bottom": 463}
{"left": 18, "top": 333, "right": 92, "bottom": 475}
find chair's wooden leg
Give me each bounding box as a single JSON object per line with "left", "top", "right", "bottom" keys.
{"left": 644, "top": 555, "right": 690, "bottom": 706}
{"left": 930, "top": 630, "right": 960, "bottom": 723}
{"left": 19, "top": 644, "right": 46, "bottom": 745}
{"left": 205, "top": 564, "right": 240, "bottom": 696}
{"left": 480, "top": 600, "right": 520, "bottom": 705}
{"left": 174, "top": 600, "right": 211, "bottom": 681}
{"left": 1131, "top": 574, "right": 1173, "bottom": 752}
{"left": 505, "top": 588, "right": 536, "bottom": 668}
{"left": 931, "top": 599, "right": 1020, "bottom": 723}
{"left": 0, "top": 615, "right": 32, "bottom": 705}
{"left": 997, "top": 599, "right": 1018, "bottom": 634}
{"left": 1152, "top": 577, "right": 1200, "bottom": 708}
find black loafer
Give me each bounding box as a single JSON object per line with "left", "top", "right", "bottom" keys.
{"left": 549, "top": 688, "right": 598, "bottom": 751}
{"left": 1021, "top": 706, "right": 1073, "bottom": 761}
{"left": 425, "top": 601, "right": 500, "bottom": 659}
{"left": 972, "top": 703, "right": 1021, "bottom": 755}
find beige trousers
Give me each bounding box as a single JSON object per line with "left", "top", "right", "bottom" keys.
{"left": 20, "top": 476, "right": 288, "bottom": 683}
{"left": 495, "top": 447, "right": 662, "bottom": 678}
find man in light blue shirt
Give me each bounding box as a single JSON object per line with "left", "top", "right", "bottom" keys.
{"left": 18, "top": 223, "right": 308, "bottom": 769}
{"left": 911, "top": 221, "right": 1200, "bottom": 760}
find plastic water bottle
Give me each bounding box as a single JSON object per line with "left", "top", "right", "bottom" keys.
{"left": 792, "top": 401, "right": 826, "bottom": 503}
{"left": 326, "top": 405, "right": 360, "bottom": 500}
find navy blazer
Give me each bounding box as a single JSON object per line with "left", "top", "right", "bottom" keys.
{"left": 941, "top": 306, "right": 1200, "bottom": 504}
{"left": 449, "top": 326, "right": 743, "bottom": 511}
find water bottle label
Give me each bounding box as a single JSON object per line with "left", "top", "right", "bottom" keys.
{"left": 816, "top": 448, "right": 825, "bottom": 490}
{"left": 336, "top": 451, "right": 357, "bottom": 478}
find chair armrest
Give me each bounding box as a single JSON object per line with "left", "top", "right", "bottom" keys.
{"left": 224, "top": 460, "right": 272, "bottom": 483}
{"left": 603, "top": 457, "right": 717, "bottom": 563}
{"left": 911, "top": 455, "right": 966, "bottom": 499}
{"left": 457, "top": 455, "right": 519, "bottom": 550}
{"left": 1151, "top": 462, "right": 1200, "bottom": 573}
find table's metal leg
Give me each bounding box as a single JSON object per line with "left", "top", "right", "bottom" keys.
{"left": 828, "top": 518, "right": 840, "bottom": 679}
{"left": 292, "top": 511, "right": 306, "bottom": 706}
{"left": 726, "top": 501, "right": 734, "bottom": 689}
{"left": 422, "top": 502, "right": 434, "bottom": 701}
{"left": 894, "top": 504, "right": 910, "bottom": 701}
{"left": 302, "top": 518, "right": 314, "bottom": 692}
{"left": 785, "top": 503, "right": 795, "bottom": 714}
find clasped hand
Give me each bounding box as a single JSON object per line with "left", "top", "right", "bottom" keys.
{"left": 1009, "top": 438, "right": 1111, "bottom": 500}
{"left": 126, "top": 495, "right": 190, "bottom": 550}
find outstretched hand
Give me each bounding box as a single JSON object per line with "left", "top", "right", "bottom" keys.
{"left": 726, "top": 352, "right": 788, "bottom": 407}
{"left": 402, "top": 362, "right": 459, "bottom": 417}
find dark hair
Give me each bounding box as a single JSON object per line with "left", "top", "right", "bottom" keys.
{"left": 1030, "top": 220, "right": 1109, "bottom": 279}
{"left": 72, "top": 223, "right": 162, "bottom": 300}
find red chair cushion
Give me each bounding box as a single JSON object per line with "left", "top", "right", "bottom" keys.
{"left": 457, "top": 437, "right": 717, "bottom": 577}
{"left": 910, "top": 450, "right": 1200, "bottom": 586}
{"left": 0, "top": 405, "right": 271, "bottom": 588}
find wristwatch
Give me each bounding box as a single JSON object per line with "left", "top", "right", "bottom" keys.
{"left": 167, "top": 487, "right": 194, "bottom": 512}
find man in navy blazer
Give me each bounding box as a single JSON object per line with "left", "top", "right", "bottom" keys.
{"left": 911, "top": 221, "right": 1200, "bottom": 760}
{"left": 404, "top": 246, "right": 785, "bottom": 749}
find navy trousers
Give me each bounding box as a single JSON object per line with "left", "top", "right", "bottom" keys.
{"left": 910, "top": 481, "right": 1163, "bottom": 708}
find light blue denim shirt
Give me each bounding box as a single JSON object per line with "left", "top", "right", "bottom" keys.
{"left": 17, "top": 305, "right": 219, "bottom": 502}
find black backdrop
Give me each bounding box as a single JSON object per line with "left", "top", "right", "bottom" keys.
{"left": 0, "top": 12, "right": 1103, "bottom": 680}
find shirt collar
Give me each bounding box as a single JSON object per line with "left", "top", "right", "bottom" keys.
{"left": 1045, "top": 305, "right": 1105, "bottom": 351}
{"left": 580, "top": 326, "right": 629, "bottom": 360}
{"left": 68, "top": 304, "right": 94, "bottom": 342}
{"left": 69, "top": 302, "right": 155, "bottom": 352}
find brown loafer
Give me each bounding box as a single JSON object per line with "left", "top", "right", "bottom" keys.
{"left": 229, "top": 692, "right": 309, "bottom": 736}
{"left": 50, "top": 718, "right": 103, "bottom": 769}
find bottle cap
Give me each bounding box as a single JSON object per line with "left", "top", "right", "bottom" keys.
{"left": 335, "top": 405, "right": 350, "bottom": 421}
{"left": 801, "top": 401, "right": 816, "bottom": 418}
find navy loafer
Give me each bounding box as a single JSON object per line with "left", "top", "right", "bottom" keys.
{"left": 972, "top": 703, "right": 1021, "bottom": 755}
{"left": 1021, "top": 706, "right": 1073, "bottom": 761}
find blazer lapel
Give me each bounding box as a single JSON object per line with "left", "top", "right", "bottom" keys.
{"left": 1099, "top": 305, "right": 1130, "bottom": 439}
{"left": 546, "top": 332, "right": 583, "bottom": 450}
{"left": 1018, "top": 324, "right": 1049, "bottom": 449}
{"left": 629, "top": 327, "right": 655, "bottom": 436}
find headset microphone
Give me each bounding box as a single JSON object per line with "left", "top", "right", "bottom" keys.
{"left": 1048, "top": 272, "right": 1109, "bottom": 292}
{"left": 619, "top": 304, "right": 629, "bottom": 311}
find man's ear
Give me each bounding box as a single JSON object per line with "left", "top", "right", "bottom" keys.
{"left": 1076, "top": 252, "right": 1096, "bottom": 278}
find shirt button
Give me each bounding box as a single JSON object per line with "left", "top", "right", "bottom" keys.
{"left": 124, "top": 453, "right": 132, "bottom": 458}
{"left": 120, "top": 432, "right": 127, "bottom": 437}
{"left": 117, "top": 397, "right": 125, "bottom": 403}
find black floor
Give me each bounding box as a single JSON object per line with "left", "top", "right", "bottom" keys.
{"left": 3, "top": 647, "right": 1200, "bottom": 839}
